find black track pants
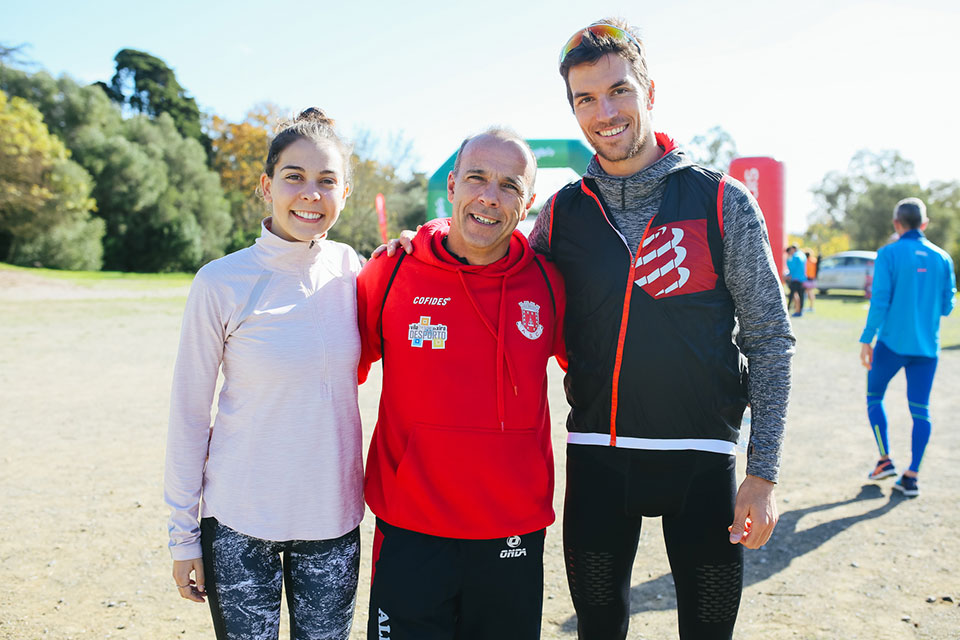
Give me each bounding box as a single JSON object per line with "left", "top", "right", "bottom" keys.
{"left": 201, "top": 517, "right": 360, "bottom": 640}
{"left": 563, "top": 445, "right": 743, "bottom": 640}
{"left": 368, "top": 519, "right": 544, "bottom": 640}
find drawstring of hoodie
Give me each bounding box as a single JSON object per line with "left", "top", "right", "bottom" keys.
{"left": 456, "top": 270, "right": 519, "bottom": 431}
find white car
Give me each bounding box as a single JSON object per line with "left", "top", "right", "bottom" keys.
{"left": 814, "top": 250, "right": 877, "bottom": 295}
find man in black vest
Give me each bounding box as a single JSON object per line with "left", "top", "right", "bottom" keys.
{"left": 528, "top": 18, "right": 796, "bottom": 640}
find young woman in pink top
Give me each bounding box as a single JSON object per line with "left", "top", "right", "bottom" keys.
{"left": 164, "top": 108, "right": 365, "bottom": 639}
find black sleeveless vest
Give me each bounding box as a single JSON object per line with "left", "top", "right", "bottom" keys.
{"left": 548, "top": 166, "right": 748, "bottom": 446}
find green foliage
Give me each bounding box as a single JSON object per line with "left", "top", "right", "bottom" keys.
{"left": 9, "top": 212, "right": 105, "bottom": 271}
{"left": 1, "top": 68, "right": 231, "bottom": 272}
{"left": 329, "top": 157, "right": 426, "bottom": 257}
{"left": 802, "top": 221, "right": 850, "bottom": 256}
{"left": 811, "top": 150, "right": 917, "bottom": 233}
{"left": 105, "top": 113, "right": 231, "bottom": 271}
{"left": 208, "top": 103, "right": 283, "bottom": 244}
{"left": 391, "top": 172, "right": 427, "bottom": 235}
{"left": 843, "top": 182, "right": 918, "bottom": 250}
{"left": 925, "top": 180, "right": 960, "bottom": 264}
{"left": 2, "top": 55, "right": 425, "bottom": 271}
{"left": 0, "top": 90, "right": 103, "bottom": 269}
{"left": 323, "top": 129, "right": 425, "bottom": 256}
{"left": 101, "top": 49, "right": 211, "bottom": 160}
{"left": 810, "top": 149, "right": 960, "bottom": 275}
{"left": 686, "top": 126, "right": 738, "bottom": 173}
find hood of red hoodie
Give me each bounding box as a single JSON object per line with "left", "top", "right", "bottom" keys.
{"left": 411, "top": 218, "right": 535, "bottom": 276}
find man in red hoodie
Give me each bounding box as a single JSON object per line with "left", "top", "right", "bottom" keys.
{"left": 358, "top": 129, "right": 566, "bottom": 640}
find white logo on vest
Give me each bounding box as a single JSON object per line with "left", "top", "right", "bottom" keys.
{"left": 635, "top": 226, "right": 690, "bottom": 297}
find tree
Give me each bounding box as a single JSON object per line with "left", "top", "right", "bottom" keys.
{"left": 801, "top": 221, "right": 850, "bottom": 256}
{"left": 925, "top": 180, "right": 960, "bottom": 264}
{"left": 2, "top": 68, "right": 231, "bottom": 271}
{"left": 0, "top": 90, "right": 103, "bottom": 269}
{"left": 102, "top": 113, "right": 231, "bottom": 271}
{"left": 810, "top": 150, "right": 917, "bottom": 230}
{"left": 808, "top": 149, "right": 959, "bottom": 276}
{"left": 209, "top": 103, "right": 284, "bottom": 250}
{"left": 100, "top": 49, "right": 211, "bottom": 159}
{"left": 329, "top": 158, "right": 426, "bottom": 257}
{"left": 844, "top": 181, "right": 920, "bottom": 250}
{"left": 686, "top": 126, "right": 738, "bottom": 173}
{"left": 390, "top": 172, "right": 427, "bottom": 235}
{"left": 0, "top": 42, "right": 36, "bottom": 86}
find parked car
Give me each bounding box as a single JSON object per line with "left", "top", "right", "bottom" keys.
{"left": 814, "top": 250, "right": 877, "bottom": 295}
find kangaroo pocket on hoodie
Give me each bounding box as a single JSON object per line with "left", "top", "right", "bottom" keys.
{"left": 387, "top": 422, "right": 553, "bottom": 539}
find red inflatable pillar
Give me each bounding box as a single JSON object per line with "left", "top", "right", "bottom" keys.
{"left": 728, "top": 157, "right": 786, "bottom": 277}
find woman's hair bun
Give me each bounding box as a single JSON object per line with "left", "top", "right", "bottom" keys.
{"left": 264, "top": 107, "right": 352, "bottom": 180}
{"left": 294, "top": 107, "right": 334, "bottom": 127}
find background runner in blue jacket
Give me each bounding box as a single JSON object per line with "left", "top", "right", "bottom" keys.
{"left": 784, "top": 244, "right": 807, "bottom": 317}
{"left": 860, "top": 197, "right": 956, "bottom": 497}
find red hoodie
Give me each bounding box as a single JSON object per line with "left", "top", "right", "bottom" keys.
{"left": 358, "top": 218, "right": 567, "bottom": 539}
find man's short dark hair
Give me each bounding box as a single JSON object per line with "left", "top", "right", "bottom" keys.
{"left": 559, "top": 18, "right": 651, "bottom": 110}
{"left": 894, "top": 197, "right": 927, "bottom": 230}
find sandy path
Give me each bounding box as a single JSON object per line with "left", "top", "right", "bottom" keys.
{"left": 1, "top": 272, "right": 957, "bottom": 639}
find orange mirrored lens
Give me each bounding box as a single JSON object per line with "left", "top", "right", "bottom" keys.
{"left": 558, "top": 23, "right": 642, "bottom": 66}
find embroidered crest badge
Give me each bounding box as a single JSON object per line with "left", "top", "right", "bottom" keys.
{"left": 516, "top": 301, "right": 543, "bottom": 340}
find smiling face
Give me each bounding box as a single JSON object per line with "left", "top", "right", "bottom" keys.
{"left": 568, "top": 53, "right": 659, "bottom": 176}
{"left": 445, "top": 134, "right": 536, "bottom": 265}
{"left": 260, "top": 138, "right": 350, "bottom": 242}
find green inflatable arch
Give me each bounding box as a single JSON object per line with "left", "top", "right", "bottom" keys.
{"left": 426, "top": 139, "right": 593, "bottom": 220}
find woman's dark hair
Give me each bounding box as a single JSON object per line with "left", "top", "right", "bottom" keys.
{"left": 262, "top": 107, "right": 353, "bottom": 182}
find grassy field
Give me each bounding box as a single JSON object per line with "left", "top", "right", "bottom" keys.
{"left": 1, "top": 265, "right": 958, "bottom": 639}
{"left": 0, "top": 262, "right": 194, "bottom": 288}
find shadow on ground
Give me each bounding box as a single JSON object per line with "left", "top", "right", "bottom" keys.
{"left": 560, "top": 484, "right": 906, "bottom": 632}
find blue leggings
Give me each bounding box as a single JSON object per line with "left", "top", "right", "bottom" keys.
{"left": 201, "top": 518, "right": 360, "bottom": 640}
{"left": 866, "top": 341, "right": 938, "bottom": 473}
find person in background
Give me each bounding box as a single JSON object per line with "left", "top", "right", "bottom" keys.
{"left": 165, "top": 108, "right": 364, "bottom": 639}
{"left": 860, "top": 197, "right": 956, "bottom": 498}
{"left": 803, "top": 250, "right": 818, "bottom": 312}
{"left": 785, "top": 244, "right": 807, "bottom": 317}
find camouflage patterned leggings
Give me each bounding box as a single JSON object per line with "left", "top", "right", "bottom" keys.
{"left": 200, "top": 518, "right": 360, "bottom": 640}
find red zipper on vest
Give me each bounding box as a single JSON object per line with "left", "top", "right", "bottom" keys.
{"left": 579, "top": 181, "right": 655, "bottom": 446}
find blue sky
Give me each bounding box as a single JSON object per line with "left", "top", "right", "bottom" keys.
{"left": 5, "top": 0, "right": 960, "bottom": 233}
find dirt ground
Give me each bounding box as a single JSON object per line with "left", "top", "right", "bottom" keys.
{"left": 1, "top": 269, "right": 958, "bottom": 640}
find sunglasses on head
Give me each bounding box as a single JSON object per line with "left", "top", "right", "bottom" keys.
{"left": 559, "top": 23, "right": 643, "bottom": 66}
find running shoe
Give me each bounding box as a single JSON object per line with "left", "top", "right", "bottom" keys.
{"left": 893, "top": 475, "right": 919, "bottom": 497}
{"left": 867, "top": 458, "right": 897, "bottom": 480}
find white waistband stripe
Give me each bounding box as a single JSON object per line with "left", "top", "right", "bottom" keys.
{"left": 566, "top": 432, "right": 737, "bottom": 455}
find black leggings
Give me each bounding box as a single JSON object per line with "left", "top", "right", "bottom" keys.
{"left": 563, "top": 446, "right": 743, "bottom": 640}
{"left": 201, "top": 518, "right": 360, "bottom": 640}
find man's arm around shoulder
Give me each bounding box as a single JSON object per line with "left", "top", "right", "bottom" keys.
{"left": 357, "top": 252, "right": 404, "bottom": 383}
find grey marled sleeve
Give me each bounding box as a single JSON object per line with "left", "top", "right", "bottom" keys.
{"left": 722, "top": 178, "right": 795, "bottom": 483}
{"left": 528, "top": 193, "right": 554, "bottom": 256}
